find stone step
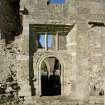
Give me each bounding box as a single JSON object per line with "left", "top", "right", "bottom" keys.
{"left": 89, "top": 96, "right": 104, "bottom": 104}
{"left": 24, "top": 96, "right": 104, "bottom": 105}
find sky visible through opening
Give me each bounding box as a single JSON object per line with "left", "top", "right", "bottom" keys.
{"left": 39, "top": 0, "right": 65, "bottom": 47}
{"left": 48, "top": 0, "right": 65, "bottom": 4}
{"left": 39, "top": 34, "right": 52, "bottom": 48}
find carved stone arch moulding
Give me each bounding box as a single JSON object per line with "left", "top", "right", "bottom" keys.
{"left": 33, "top": 52, "right": 65, "bottom": 96}
{"left": 33, "top": 52, "right": 65, "bottom": 72}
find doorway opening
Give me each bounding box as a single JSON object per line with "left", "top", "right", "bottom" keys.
{"left": 40, "top": 57, "right": 61, "bottom": 96}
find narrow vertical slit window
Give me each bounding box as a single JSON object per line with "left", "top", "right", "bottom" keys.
{"left": 48, "top": 34, "right": 53, "bottom": 48}
{"left": 58, "top": 34, "right": 66, "bottom": 50}
{"left": 39, "top": 34, "right": 45, "bottom": 48}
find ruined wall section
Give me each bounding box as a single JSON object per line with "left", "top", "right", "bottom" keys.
{"left": 88, "top": 26, "right": 105, "bottom": 96}
{"left": 17, "top": 0, "right": 105, "bottom": 98}
{"left": 71, "top": 0, "right": 105, "bottom": 99}
{"left": 0, "top": 40, "right": 8, "bottom": 82}
{"left": 20, "top": 0, "right": 72, "bottom": 24}
{"left": 0, "top": 37, "right": 21, "bottom": 83}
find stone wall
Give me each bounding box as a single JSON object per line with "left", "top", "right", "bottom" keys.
{"left": 0, "top": 0, "right": 105, "bottom": 102}
{"left": 11, "top": 0, "right": 105, "bottom": 99}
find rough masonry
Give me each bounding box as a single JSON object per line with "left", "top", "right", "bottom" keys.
{"left": 0, "top": 0, "right": 105, "bottom": 103}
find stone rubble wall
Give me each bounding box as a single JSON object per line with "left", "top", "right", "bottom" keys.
{"left": 0, "top": 0, "right": 105, "bottom": 101}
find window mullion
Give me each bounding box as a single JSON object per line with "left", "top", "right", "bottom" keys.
{"left": 45, "top": 32, "right": 48, "bottom": 51}
{"left": 56, "top": 32, "right": 59, "bottom": 50}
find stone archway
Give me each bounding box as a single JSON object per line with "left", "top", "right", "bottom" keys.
{"left": 35, "top": 54, "right": 64, "bottom": 96}
{"left": 41, "top": 57, "right": 61, "bottom": 96}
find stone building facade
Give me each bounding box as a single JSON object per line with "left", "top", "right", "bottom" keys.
{"left": 0, "top": 0, "right": 105, "bottom": 101}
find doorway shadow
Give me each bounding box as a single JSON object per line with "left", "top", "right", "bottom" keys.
{"left": 41, "top": 57, "right": 61, "bottom": 96}
{"left": 41, "top": 74, "right": 61, "bottom": 96}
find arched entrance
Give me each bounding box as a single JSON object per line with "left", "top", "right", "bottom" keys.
{"left": 40, "top": 56, "right": 62, "bottom": 96}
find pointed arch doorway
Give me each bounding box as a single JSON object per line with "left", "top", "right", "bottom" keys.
{"left": 40, "top": 56, "right": 62, "bottom": 96}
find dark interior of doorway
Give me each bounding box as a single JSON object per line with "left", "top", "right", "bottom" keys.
{"left": 41, "top": 57, "right": 61, "bottom": 96}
